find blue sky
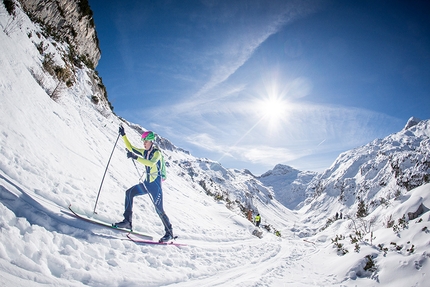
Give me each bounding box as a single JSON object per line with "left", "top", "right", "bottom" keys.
{"left": 90, "top": 0, "right": 430, "bottom": 175}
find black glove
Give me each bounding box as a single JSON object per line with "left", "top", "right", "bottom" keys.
{"left": 127, "top": 151, "right": 138, "bottom": 160}
{"left": 119, "top": 125, "right": 125, "bottom": 136}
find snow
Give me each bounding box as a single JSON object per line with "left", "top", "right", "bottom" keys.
{"left": 259, "top": 164, "right": 317, "bottom": 209}
{"left": 1, "top": 3, "right": 429, "bottom": 286}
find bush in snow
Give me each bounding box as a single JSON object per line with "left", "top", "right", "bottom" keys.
{"left": 331, "top": 234, "right": 348, "bottom": 255}
{"left": 347, "top": 254, "right": 379, "bottom": 281}
{"left": 356, "top": 199, "right": 368, "bottom": 218}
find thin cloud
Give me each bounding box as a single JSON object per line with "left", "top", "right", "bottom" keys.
{"left": 118, "top": 1, "right": 402, "bottom": 172}
{"left": 238, "top": 145, "right": 304, "bottom": 164}
{"left": 192, "top": 1, "right": 321, "bottom": 99}
{"left": 125, "top": 1, "right": 324, "bottom": 132}
{"left": 187, "top": 133, "right": 233, "bottom": 158}
{"left": 177, "top": 102, "right": 403, "bottom": 166}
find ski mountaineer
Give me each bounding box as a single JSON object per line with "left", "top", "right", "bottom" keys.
{"left": 113, "top": 126, "right": 174, "bottom": 243}
{"left": 255, "top": 214, "right": 261, "bottom": 227}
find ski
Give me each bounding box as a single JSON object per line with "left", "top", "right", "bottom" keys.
{"left": 126, "top": 234, "right": 186, "bottom": 247}
{"left": 65, "top": 204, "right": 153, "bottom": 240}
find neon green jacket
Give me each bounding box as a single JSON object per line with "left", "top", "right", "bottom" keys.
{"left": 122, "top": 135, "right": 166, "bottom": 183}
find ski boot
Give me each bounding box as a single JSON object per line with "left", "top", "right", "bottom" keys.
{"left": 112, "top": 219, "right": 132, "bottom": 229}
{"left": 159, "top": 225, "right": 174, "bottom": 243}
{"left": 159, "top": 232, "right": 173, "bottom": 243}
{"left": 113, "top": 211, "right": 132, "bottom": 229}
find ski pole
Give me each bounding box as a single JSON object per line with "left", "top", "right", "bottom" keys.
{"left": 131, "top": 158, "right": 145, "bottom": 183}
{"left": 93, "top": 132, "right": 121, "bottom": 214}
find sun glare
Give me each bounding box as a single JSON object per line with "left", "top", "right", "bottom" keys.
{"left": 261, "top": 97, "right": 285, "bottom": 120}
{"left": 251, "top": 95, "right": 289, "bottom": 133}
{"left": 258, "top": 97, "right": 287, "bottom": 126}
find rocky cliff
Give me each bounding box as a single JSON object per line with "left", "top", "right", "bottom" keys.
{"left": 18, "top": 0, "right": 100, "bottom": 68}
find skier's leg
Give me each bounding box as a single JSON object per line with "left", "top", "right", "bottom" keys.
{"left": 115, "top": 183, "right": 146, "bottom": 228}
{"left": 124, "top": 183, "right": 146, "bottom": 217}
{"left": 145, "top": 180, "right": 173, "bottom": 241}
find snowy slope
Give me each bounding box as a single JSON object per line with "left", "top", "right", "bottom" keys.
{"left": 0, "top": 2, "right": 429, "bottom": 286}
{"left": 302, "top": 117, "right": 430, "bottom": 226}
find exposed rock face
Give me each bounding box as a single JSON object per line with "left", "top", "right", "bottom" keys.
{"left": 408, "top": 203, "right": 429, "bottom": 220}
{"left": 18, "top": 0, "right": 100, "bottom": 68}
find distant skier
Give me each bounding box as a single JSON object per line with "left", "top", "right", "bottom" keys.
{"left": 113, "top": 126, "right": 173, "bottom": 243}
{"left": 255, "top": 213, "right": 261, "bottom": 227}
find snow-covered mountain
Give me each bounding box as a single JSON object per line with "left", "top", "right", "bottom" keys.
{"left": 302, "top": 116, "right": 430, "bottom": 226}
{"left": 259, "top": 164, "right": 317, "bottom": 210}
{"left": 0, "top": 1, "right": 429, "bottom": 286}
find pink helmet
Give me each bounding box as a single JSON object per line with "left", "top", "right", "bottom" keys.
{"left": 141, "top": 131, "right": 155, "bottom": 141}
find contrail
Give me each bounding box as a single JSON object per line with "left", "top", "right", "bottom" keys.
{"left": 317, "top": 139, "right": 326, "bottom": 146}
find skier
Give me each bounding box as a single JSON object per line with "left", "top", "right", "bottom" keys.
{"left": 255, "top": 214, "right": 261, "bottom": 227}
{"left": 113, "top": 126, "right": 173, "bottom": 242}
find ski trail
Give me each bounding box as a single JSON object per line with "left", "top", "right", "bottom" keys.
{"left": 164, "top": 237, "right": 330, "bottom": 287}
{"left": 0, "top": 169, "right": 343, "bottom": 287}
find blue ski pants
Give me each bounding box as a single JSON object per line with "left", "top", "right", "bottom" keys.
{"left": 123, "top": 179, "right": 172, "bottom": 233}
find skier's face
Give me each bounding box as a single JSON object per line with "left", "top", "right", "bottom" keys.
{"left": 143, "top": 140, "right": 153, "bottom": 150}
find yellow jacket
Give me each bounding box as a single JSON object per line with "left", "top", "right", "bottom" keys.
{"left": 122, "top": 135, "right": 166, "bottom": 183}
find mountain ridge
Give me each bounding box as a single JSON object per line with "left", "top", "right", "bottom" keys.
{"left": 299, "top": 117, "right": 429, "bottom": 225}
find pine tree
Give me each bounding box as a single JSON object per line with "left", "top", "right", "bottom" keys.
{"left": 356, "top": 199, "right": 368, "bottom": 218}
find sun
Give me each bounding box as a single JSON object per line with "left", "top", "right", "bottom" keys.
{"left": 250, "top": 95, "right": 289, "bottom": 133}
{"left": 261, "top": 97, "right": 286, "bottom": 120}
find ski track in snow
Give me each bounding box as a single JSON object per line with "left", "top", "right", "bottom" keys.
{"left": 1, "top": 177, "right": 336, "bottom": 287}
{"left": 0, "top": 170, "right": 340, "bottom": 287}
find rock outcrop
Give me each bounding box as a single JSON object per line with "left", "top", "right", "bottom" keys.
{"left": 18, "top": 0, "right": 100, "bottom": 68}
